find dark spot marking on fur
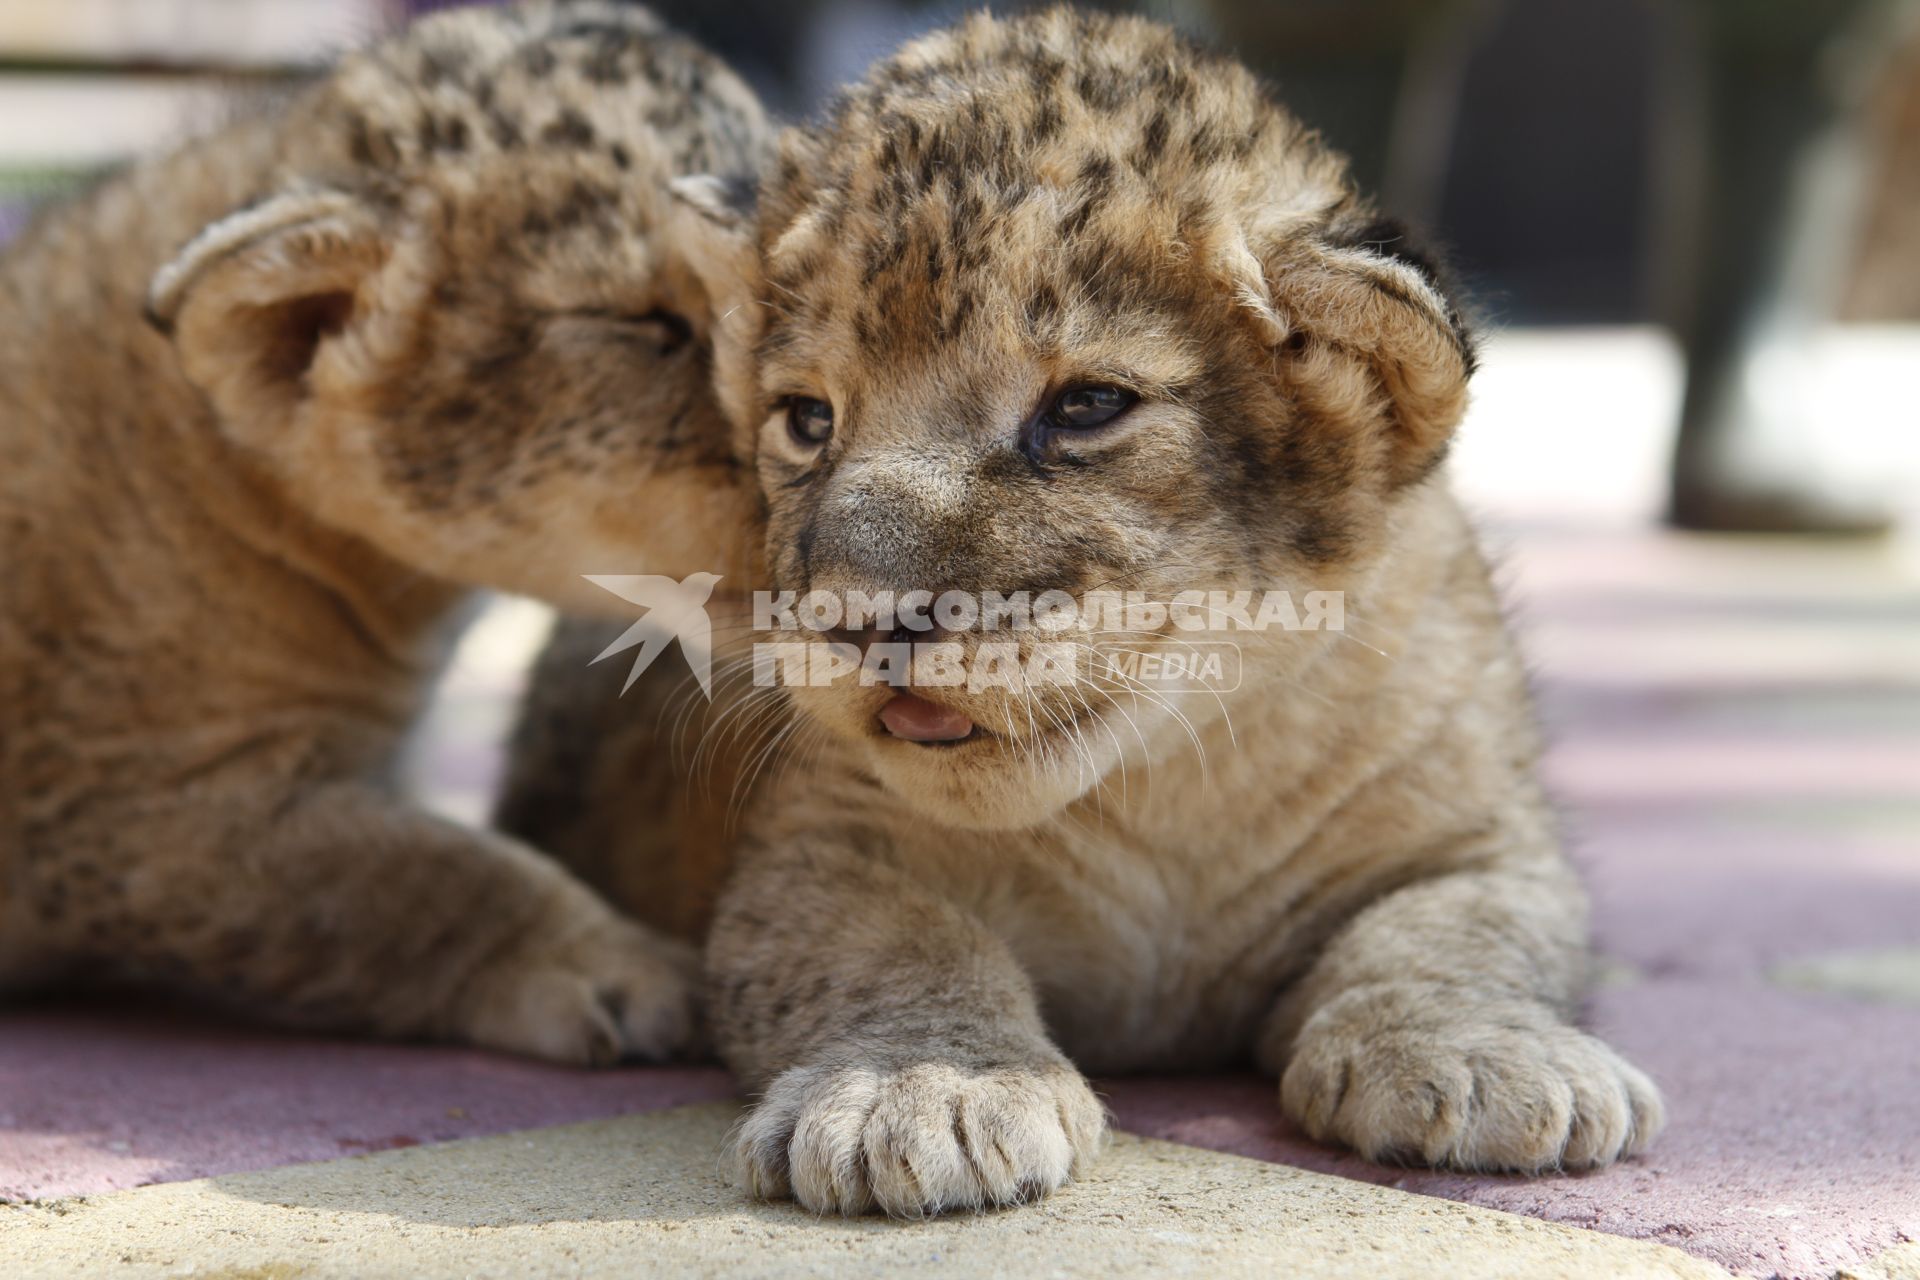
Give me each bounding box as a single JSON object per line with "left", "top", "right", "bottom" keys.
{"left": 346, "top": 115, "right": 400, "bottom": 169}
{"left": 940, "top": 288, "right": 975, "bottom": 341}
{"left": 1238, "top": 407, "right": 1361, "bottom": 563}
{"left": 346, "top": 113, "right": 377, "bottom": 167}
{"left": 1058, "top": 196, "right": 1096, "bottom": 239}
{"left": 609, "top": 141, "right": 631, "bottom": 170}
{"left": 1187, "top": 124, "right": 1226, "bottom": 167}
{"left": 555, "top": 12, "right": 645, "bottom": 40}
{"left": 1078, "top": 154, "right": 1115, "bottom": 199}
{"left": 1030, "top": 95, "right": 1060, "bottom": 144}
{"left": 1074, "top": 68, "right": 1126, "bottom": 113}
{"left": 1288, "top": 511, "right": 1356, "bottom": 563}
{"left": 542, "top": 108, "right": 597, "bottom": 149}
{"left": 465, "top": 343, "right": 527, "bottom": 391}
{"left": 1140, "top": 110, "right": 1169, "bottom": 166}
{"left": 860, "top": 228, "right": 905, "bottom": 286}
{"left": 488, "top": 111, "right": 524, "bottom": 150}
{"left": 551, "top": 179, "right": 616, "bottom": 233}
{"left": 417, "top": 113, "right": 468, "bottom": 155}
{"left": 1148, "top": 62, "right": 1196, "bottom": 108}
{"left": 1027, "top": 282, "right": 1060, "bottom": 337}
{"left": 582, "top": 42, "right": 627, "bottom": 85}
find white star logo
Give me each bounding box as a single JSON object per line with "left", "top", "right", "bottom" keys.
{"left": 582, "top": 572, "right": 721, "bottom": 697}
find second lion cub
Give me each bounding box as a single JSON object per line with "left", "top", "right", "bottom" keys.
{"left": 1, "top": 2, "right": 766, "bottom": 1064}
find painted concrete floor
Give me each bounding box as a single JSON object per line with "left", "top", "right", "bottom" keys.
{"left": 0, "top": 1103, "right": 1735, "bottom": 1280}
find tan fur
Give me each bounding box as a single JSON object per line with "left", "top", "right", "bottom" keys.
{"left": 497, "top": 611, "right": 760, "bottom": 941}
{"left": 505, "top": 6, "right": 1663, "bottom": 1208}
{"left": 0, "top": 1, "right": 772, "bottom": 1064}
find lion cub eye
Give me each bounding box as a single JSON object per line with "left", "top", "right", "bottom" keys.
{"left": 1049, "top": 385, "right": 1136, "bottom": 430}
{"left": 559, "top": 308, "right": 692, "bottom": 355}
{"left": 787, "top": 396, "right": 835, "bottom": 446}
{"left": 631, "top": 308, "right": 693, "bottom": 354}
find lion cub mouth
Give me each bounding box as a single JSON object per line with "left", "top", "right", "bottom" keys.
{"left": 878, "top": 693, "right": 980, "bottom": 746}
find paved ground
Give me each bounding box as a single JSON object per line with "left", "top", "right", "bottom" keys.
{"left": 0, "top": 1103, "right": 1733, "bottom": 1280}
{"left": 3, "top": 332, "right": 1917, "bottom": 1277}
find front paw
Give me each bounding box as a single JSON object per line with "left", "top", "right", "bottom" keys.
{"left": 454, "top": 917, "right": 700, "bottom": 1067}
{"left": 1280, "top": 984, "right": 1664, "bottom": 1172}
{"left": 737, "top": 1059, "right": 1108, "bottom": 1216}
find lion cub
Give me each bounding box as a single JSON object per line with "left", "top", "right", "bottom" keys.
{"left": 508, "top": 7, "right": 1666, "bottom": 1212}
{"left": 0, "top": 2, "right": 769, "bottom": 1063}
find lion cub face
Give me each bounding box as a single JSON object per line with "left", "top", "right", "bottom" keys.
{"left": 151, "top": 2, "right": 769, "bottom": 610}
{"left": 696, "top": 10, "right": 1474, "bottom": 829}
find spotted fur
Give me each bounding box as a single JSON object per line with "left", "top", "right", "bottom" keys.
{"left": 0, "top": 1, "right": 770, "bottom": 1063}
{"left": 505, "top": 7, "right": 1664, "bottom": 1209}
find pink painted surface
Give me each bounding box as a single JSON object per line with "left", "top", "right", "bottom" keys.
{"left": 1104, "top": 860, "right": 1920, "bottom": 1279}
{"left": 3, "top": 526, "right": 1917, "bottom": 1280}
{"left": 0, "top": 1002, "right": 735, "bottom": 1199}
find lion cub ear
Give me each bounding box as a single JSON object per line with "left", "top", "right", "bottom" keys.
{"left": 1231, "top": 213, "right": 1477, "bottom": 487}
{"left": 667, "top": 172, "right": 763, "bottom": 452}
{"left": 147, "top": 189, "right": 392, "bottom": 432}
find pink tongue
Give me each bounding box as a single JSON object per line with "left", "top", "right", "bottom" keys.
{"left": 880, "top": 693, "right": 975, "bottom": 742}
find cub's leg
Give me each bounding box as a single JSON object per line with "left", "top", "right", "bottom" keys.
{"left": 29, "top": 782, "right": 696, "bottom": 1065}
{"left": 1257, "top": 853, "right": 1664, "bottom": 1172}
{"left": 710, "top": 838, "right": 1107, "bottom": 1216}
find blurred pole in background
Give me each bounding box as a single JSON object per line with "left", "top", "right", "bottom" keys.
{"left": 1200, "top": 0, "right": 1521, "bottom": 245}
{"left": 1822, "top": 2, "right": 1920, "bottom": 527}
{"left": 1659, "top": 0, "right": 1908, "bottom": 533}
{"left": 1199, "top": 0, "right": 1468, "bottom": 205}
{"left": 1843, "top": 11, "right": 1920, "bottom": 325}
